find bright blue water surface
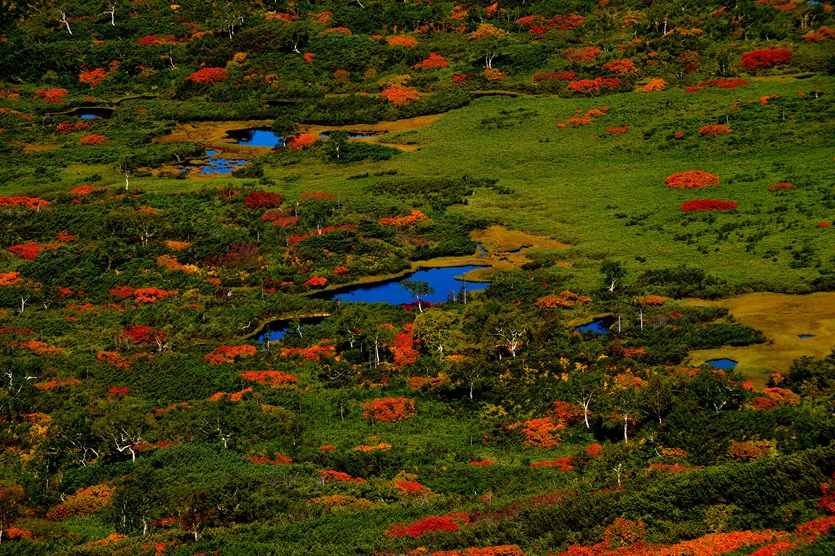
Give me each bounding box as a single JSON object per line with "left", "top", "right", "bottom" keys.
{"left": 227, "top": 128, "right": 283, "bottom": 147}
{"left": 74, "top": 108, "right": 113, "bottom": 119}
{"left": 574, "top": 316, "right": 615, "bottom": 335}
{"left": 257, "top": 317, "right": 325, "bottom": 342}
{"left": 200, "top": 149, "right": 248, "bottom": 175}
{"left": 706, "top": 358, "right": 738, "bottom": 369}
{"left": 328, "top": 266, "right": 489, "bottom": 304}
{"left": 799, "top": 334, "right": 814, "bottom": 339}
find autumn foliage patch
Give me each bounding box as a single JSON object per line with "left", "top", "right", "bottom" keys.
{"left": 239, "top": 371, "right": 298, "bottom": 386}
{"left": 244, "top": 191, "right": 284, "bottom": 209}
{"left": 666, "top": 170, "right": 720, "bottom": 188}
{"left": 698, "top": 77, "right": 751, "bottom": 89}
{"left": 681, "top": 199, "right": 740, "bottom": 212}
{"left": 567, "top": 77, "right": 623, "bottom": 94}
{"left": 0, "top": 196, "right": 49, "bottom": 209}
{"left": 740, "top": 48, "right": 792, "bottom": 70}
{"left": 380, "top": 210, "right": 429, "bottom": 226}
{"left": 186, "top": 67, "right": 228, "bottom": 84}
{"left": 381, "top": 85, "right": 420, "bottom": 106}
{"left": 414, "top": 52, "right": 449, "bottom": 69}
{"left": 362, "top": 397, "right": 416, "bottom": 422}
{"left": 79, "top": 134, "right": 108, "bottom": 145}
{"left": 386, "top": 516, "right": 459, "bottom": 539}
{"left": 699, "top": 124, "right": 733, "bottom": 136}
{"left": 286, "top": 133, "right": 316, "bottom": 150}
{"left": 534, "top": 70, "right": 577, "bottom": 81}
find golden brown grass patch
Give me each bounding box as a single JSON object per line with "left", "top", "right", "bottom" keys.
{"left": 688, "top": 292, "right": 835, "bottom": 388}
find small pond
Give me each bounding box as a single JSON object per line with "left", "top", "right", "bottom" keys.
{"left": 227, "top": 128, "right": 283, "bottom": 147}
{"left": 706, "top": 358, "right": 738, "bottom": 370}
{"left": 200, "top": 149, "right": 248, "bottom": 175}
{"left": 574, "top": 316, "right": 615, "bottom": 335}
{"left": 326, "top": 266, "right": 489, "bottom": 305}
{"left": 71, "top": 108, "right": 114, "bottom": 119}
{"left": 256, "top": 317, "right": 325, "bottom": 342}
{"left": 799, "top": 334, "right": 814, "bottom": 339}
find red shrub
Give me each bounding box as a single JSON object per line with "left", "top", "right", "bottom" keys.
{"left": 186, "top": 67, "right": 228, "bottom": 84}
{"left": 137, "top": 35, "right": 176, "bottom": 46}
{"left": 9, "top": 242, "right": 59, "bottom": 259}
{"left": 385, "top": 516, "right": 459, "bottom": 539}
{"left": 740, "top": 48, "right": 792, "bottom": 70}
{"left": 605, "top": 126, "right": 630, "bottom": 134}
{"left": 121, "top": 325, "right": 164, "bottom": 345}
{"left": 567, "top": 77, "right": 622, "bottom": 93}
{"left": 79, "top": 68, "right": 107, "bottom": 87}
{"left": 530, "top": 457, "right": 574, "bottom": 471}
{"left": 244, "top": 191, "right": 284, "bottom": 209}
{"left": 681, "top": 199, "right": 740, "bottom": 212}
{"left": 699, "top": 77, "right": 751, "bottom": 88}
{"left": 768, "top": 182, "right": 795, "bottom": 191}
{"left": 109, "top": 386, "right": 129, "bottom": 396}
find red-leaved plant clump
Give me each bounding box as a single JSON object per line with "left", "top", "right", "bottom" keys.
{"left": 186, "top": 67, "right": 227, "bottom": 84}
{"left": 740, "top": 48, "right": 792, "bottom": 70}
{"left": 681, "top": 199, "right": 740, "bottom": 212}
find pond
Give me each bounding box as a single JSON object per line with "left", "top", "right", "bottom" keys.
{"left": 326, "top": 266, "right": 489, "bottom": 305}
{"left": 199, "top": 149, "right": 248, "bottom": 175}
{"left": 706, "top": 358, "right": 738, "bottom": 370}
{"left": 799, "top": 334, "right": 814, "bottom": 339}
{"left": 226, "top": 128, "right": 283, "bottom": 147}
{"left": 256, "top": 317, "right": 325, "bottom": 342}
{"left": 574, "top": 316, "right": 615, "bottom": 335}
{"left": 71, "top": 108, "right": 114, "bottom": 119}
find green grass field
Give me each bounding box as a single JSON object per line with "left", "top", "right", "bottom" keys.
{"left": 32, "top": 75, "right": 829, "bottom": 292}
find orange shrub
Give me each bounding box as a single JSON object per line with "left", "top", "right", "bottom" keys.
{"left": 414, "top": 52, "right": 449, "bottom": 69}
{"left": 362, "top": 397, "right": 416, "bottom": 422}
{"left": 79, "top": 134, "right": 109, "bottom": 145}
{"left": 381, "top": 85, "right": 420, "bottom": 106}
{"left": 380, "top": 209, "right": 429, "bottom": 226}
{"left": 516, "top": 417, "right": 563, "bottom": 448}
{"left": 699, "top": 124, "right": 733, "bottom": 136}
{"left": 286, "top": 133, "right": 316, "bottom": 150}
{"left": 666, "top": 170, "right": 720, "bottom": 188}
{"left": 641, "top": 79, "right": 666, "bottom": 92}
{"left": 602, "top": 58, "right": 637, "bottom": 73}
{"left": 387, "top": 35, "right": 419, "bottom": 47}
{"left": 239, "top": 371, "right": 298, "bottom": 386}
{"left": 46, "top": 484, "right": 115, "bottom": 520}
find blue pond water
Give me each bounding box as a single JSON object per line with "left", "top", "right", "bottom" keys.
{"left": 706, "top": 358, "right": 738, "bottom": 369}
{"left": 328, "top": 266, "right": 489, "bottom": 304}
{"left": 72, "top": 108, "right": 113, "bottom": 119}
{"left": 575, "top": 316, "right": 615, "bottom": 335}
{"left": 200, "top": 149, "right": 248, "bottom": 175}
{"left": 227, "top": 128, "right": 283, "bottom": 147}
{"left": 799, "top": 334, "right": 814, "bottom": 339}
{"left": 257, "top": 317, "right": 325, "bottom": 342}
